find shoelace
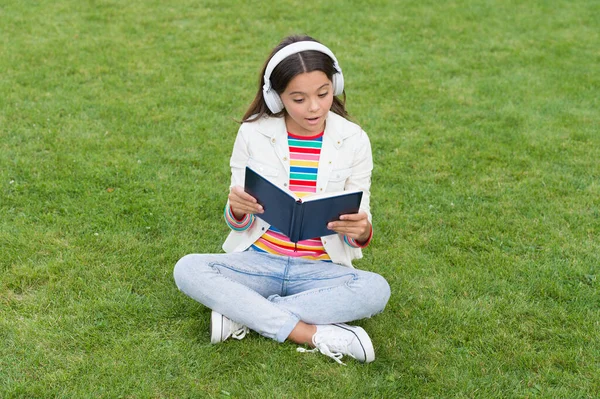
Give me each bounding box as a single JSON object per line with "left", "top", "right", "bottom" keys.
{"left": 231, "top": 326, "right": 249, "bottom": 340}
{"left": 297, "top": 344, "right": 347, "bottom": 365}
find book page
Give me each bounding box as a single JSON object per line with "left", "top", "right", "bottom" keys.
{"left": 301, "top": 189, "right": 362, "bottom": 203}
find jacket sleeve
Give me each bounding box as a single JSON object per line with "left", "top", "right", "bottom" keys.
{"left": 223, "top": 124, "right": 251, "bottom": 228}
{"left": 345, "top": 129, "right": 373, "bottom": 223}
{"left": 229, "top": 124, "right": 250, "bottom": 189}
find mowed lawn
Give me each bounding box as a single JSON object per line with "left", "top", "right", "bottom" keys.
{"left": 1, "top": 0, "right": 599, "bottom": 397}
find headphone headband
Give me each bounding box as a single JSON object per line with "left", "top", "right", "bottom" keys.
{"left": 263, "top": 41, "right": 342, "bottom": 86}
{"left": 262, "top": 41, "right": 344, "bottom": 113}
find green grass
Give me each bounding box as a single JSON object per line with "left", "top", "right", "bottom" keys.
{"left": 1, "top": 0, "right": 599, "bottom": 397}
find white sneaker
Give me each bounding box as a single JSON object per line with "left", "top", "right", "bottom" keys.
{"left": 210, "top": 311, "right": 249, "bottom": 344}
{"left": 297, "top": 323, "right": 375, "bottom": 365}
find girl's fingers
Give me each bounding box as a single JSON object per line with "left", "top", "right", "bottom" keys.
{"left": 229, "top": 186, "right": 263, "bottom": 214}
{"left": 229, "top": 186, "right": 257, "bottom": 203}
{"left": 327, "top": 211, "right": 370, "bottom": 239}
{"left": 339, "top": 213, "right": 365, "bottom": 221}
{"left": 230, "top": 199, "right": 263, "bottom": 214}
{"left": 327, "top": 222, "right": 368, "bottom": 237}
{"left": 327, "top": 211, "right": 367, "bottom": 228}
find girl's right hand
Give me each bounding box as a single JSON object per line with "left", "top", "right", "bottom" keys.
{"left": 228, "top": 186, "right": 263, "bottom": 219}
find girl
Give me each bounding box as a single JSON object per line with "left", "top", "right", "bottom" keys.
{"left": 174, "top": 35, "right": 390, "bottom": 365}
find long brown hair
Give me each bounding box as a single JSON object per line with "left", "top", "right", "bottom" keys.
{"left": 241, "top": 35, "right": 349, "bottom": 123}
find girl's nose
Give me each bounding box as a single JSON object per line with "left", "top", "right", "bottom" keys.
{"left": 309, "top": 97, "right": 320, "bottom": 112}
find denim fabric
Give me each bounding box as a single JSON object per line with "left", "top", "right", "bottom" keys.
{"left": 173, "top": 251, "right": 390, "bottom": 342}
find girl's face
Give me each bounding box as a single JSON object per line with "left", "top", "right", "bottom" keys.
{"left": 280, "top": 71, "right": 334, "bottom": 136}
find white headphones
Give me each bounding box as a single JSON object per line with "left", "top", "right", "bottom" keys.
{"left": 262, "top": 41, "right": 345, "bottom": 114}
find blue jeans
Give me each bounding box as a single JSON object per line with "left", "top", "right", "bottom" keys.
{"left": 173, "top": 251, "right": 391, "bottom": 342}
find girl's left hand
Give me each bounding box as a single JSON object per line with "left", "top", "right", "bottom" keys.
{"left": 327, "top": 211, "right": 371, "bottom": 243}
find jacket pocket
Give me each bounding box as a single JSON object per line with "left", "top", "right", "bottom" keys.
{"left": 327, "top": 167, "right": 352, "bottom": 191}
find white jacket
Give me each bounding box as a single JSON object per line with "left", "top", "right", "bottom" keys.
{"left": 222, "top": 111, "right": 373, "bottom": 267}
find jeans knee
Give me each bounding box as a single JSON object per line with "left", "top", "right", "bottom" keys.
{"left": 173, "top": 254, "right": 200, "bottom": 291}
{"left": 362, "top": 272, "right": 391, "bottom": 315}
{"left": 376, "top": 274, "right": 391, "bottom": 306}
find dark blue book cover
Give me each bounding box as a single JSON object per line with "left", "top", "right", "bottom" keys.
{"left": 244, "top": 166, "right": 363, "bottom": 242}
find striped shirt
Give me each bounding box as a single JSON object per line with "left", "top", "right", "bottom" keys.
{"left": 251, "top": 131, "right": 331, "bottom": 261}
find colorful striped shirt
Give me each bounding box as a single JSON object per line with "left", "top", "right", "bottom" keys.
{"left": 288, "top": 132, "right": 322, "bottom": 196}
{"left": 251, "top": 131, "right": 331, "bottom": 261}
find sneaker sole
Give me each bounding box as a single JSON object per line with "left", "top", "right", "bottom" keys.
{"left": 333, "top": 323, "right": 375, "bottom": 363}
{"left": 210, "top": 311, "right": 224, "bottom": 344}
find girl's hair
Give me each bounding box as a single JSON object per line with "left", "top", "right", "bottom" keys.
{"left": 241, "top": 35, "right": 349, "bottom": 122}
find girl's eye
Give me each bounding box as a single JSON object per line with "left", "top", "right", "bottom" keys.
{"left": 293, "top": 99, "right": 304, "bottom": 103}
{"left": 318, "top": 92, "right": 329, "bottom": 98}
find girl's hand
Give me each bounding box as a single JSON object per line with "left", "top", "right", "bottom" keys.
{"left": 327, "top": 211, "right": 371, "bottom": 243}
{"left": 228, "top": 186, "right": 263, "bottom": 219}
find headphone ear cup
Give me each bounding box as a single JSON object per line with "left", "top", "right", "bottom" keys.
{"left": 263, "top": 89, "right": 284, "bottom": 113}
{"left": 332, "top": 72, "right": 344, "bottom": 96}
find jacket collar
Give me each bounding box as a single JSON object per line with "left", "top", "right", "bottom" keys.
{"left": 255, "top": 111, "right": 352, "bottom": 148}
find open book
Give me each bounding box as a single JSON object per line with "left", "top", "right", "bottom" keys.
{"left": 244, "top": 166, "right": 363, "bottom": 243}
